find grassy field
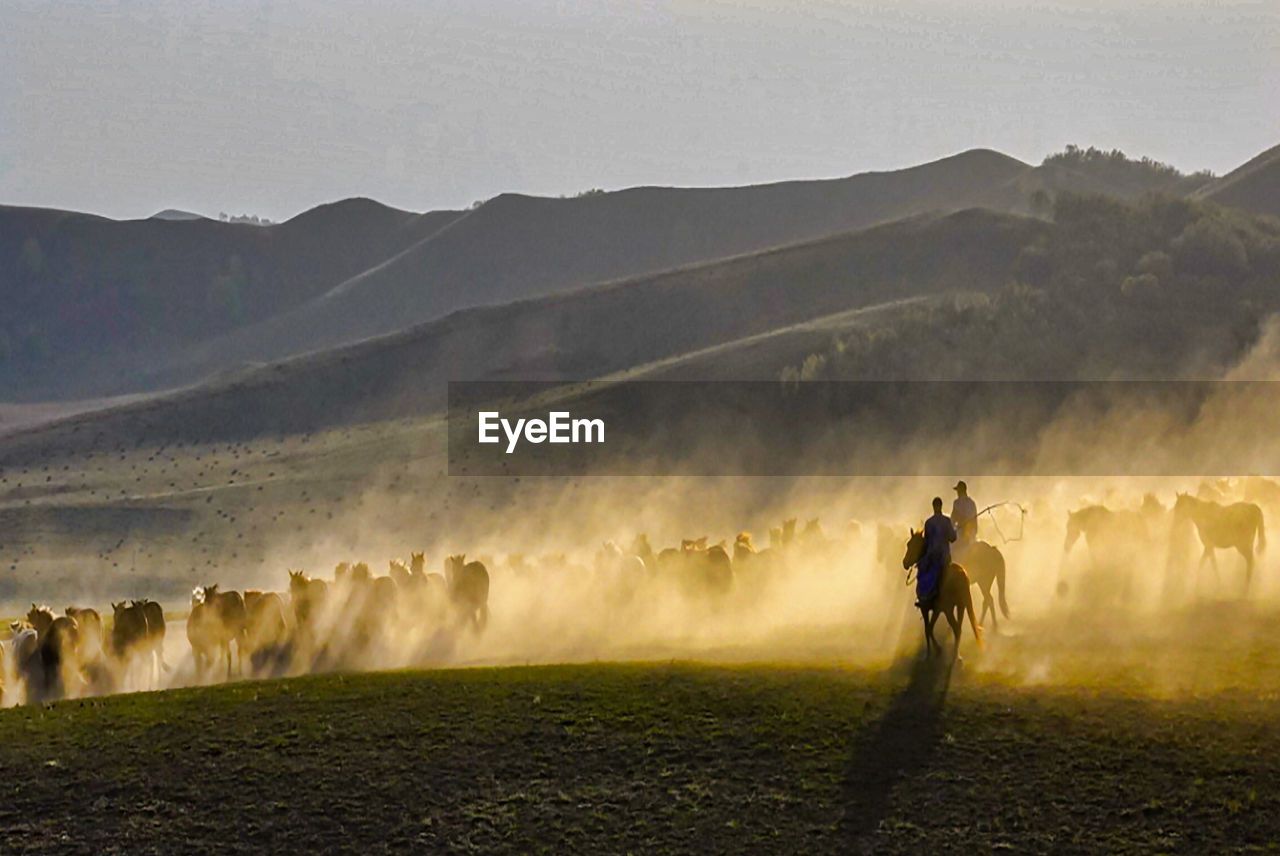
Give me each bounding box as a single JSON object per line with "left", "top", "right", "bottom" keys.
{"left": 1, "top": 660, "right": 1277, "bottom": 854}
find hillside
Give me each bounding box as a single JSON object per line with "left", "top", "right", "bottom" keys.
{"left": 121, "top": 149, "right": 1033, "bottom": 394}
{"left": 5, "top": 143, "right": 1271, "bottom": 403}
{"left": 1198, "top": 143, "right": 1280, "bottom": 219}
{"left": 0, "top": 209, "right": 1043, "bottom": 460}
{"left": 0, "top": 200, "right": 463, "bottom": 399}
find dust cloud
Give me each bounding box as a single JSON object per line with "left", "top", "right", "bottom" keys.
{"left": 6, "top": 336, "right": 1280, "bottom": 705}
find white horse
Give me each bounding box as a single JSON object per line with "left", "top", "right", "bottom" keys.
{"left": 2, "top": 623, "right": 39, "bottom": 705}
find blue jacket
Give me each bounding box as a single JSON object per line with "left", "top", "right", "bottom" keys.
{"left": 924, "top": 512, "right": 957, "bottom": 567}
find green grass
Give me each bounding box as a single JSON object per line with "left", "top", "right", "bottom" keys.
{"left": 2, "top": 661, "right": 1279, "bottom": 854}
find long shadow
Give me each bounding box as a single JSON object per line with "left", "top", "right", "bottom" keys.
{"left": 838, "top": 649, "right": 954, "bottom": 852}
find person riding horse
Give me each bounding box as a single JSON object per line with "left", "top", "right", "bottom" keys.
{"left": 951, "top": 480, "right": 978, "bottom": 558}
{"left": 916, "top": 496, "right": 957, "bottom": 608}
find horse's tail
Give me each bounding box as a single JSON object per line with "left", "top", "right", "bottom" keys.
{"left": 1257, "top": 510, "right": 1267, "bottom": 553}
{"left": 994, "top": 549, "right": 1010, "bottom": 619}
{"left": 964, "top": 579, "right": 984, "bottom": 651}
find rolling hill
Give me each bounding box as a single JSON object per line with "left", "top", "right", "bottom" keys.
{"left": 0, "top": 199, "right": 463, "bottom": 398}
{"left": 118, "top": 149, "right": 1036, "bottom": 394}
{"left": 3, "top": 149, "right": 1036, "bottom": 400}
{"left": 0, "top": 208, "right": 1044, "bottom": 461}
{"left": 3, "top": 142, "right": 1271, "bottom": 405}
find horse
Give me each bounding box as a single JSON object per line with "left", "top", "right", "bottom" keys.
{"left": 594, "top": 541, "right": 646, "bottom": 603}
{"left": 188, "top": 585, "right": 247, "bottom": 680}
{"left": 444, "top": 555, "right": 490, "bottom": 632}
{"left": 287, "top": 570, "right": 330, "bottom": 661}
{"left": 137, "top": 599, "right": 169, "bottom": 679}
{"left": 902, "top": 529, "right": 983, "bottom": 659}
{"left": 663, "top": 538, "right": 733, "bottom": 599}
{"left": 389, "top": 559, "right": 414, "bottom": 590}
{"left": 24, "top": 606, "right": 80, "bottom": 702}
{"left": 3, "top": 622, "right": 38, "bottom": 704}
{"left": 65, "top": 606, "right": 105, "bottom": 665}
{"left": 111, "top": 600, "right": 166, "bottom": 690}
{"left": 952, "top": 540, "right": 1010, "bottom": 630}
{"left": 1173, "top": 493, "right": 1266, "bottom": 593}
{"left": 1064, "top": 505, "right": 1149, "bottom": 560}
{"left": 244, "top": 591, "right": 291, "bottom": 676}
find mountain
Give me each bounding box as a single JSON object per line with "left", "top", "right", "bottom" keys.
{"left": 120, "top": 149, "right": 1034, "bottom": 392}
{"left": 0, "top": 199, "right": 463, "bottom": 399}
{"left": 0, "top": 208, "right": 1044, "bottom": 461}
{"left": 6, "top": 142, "right": 1270, "bottom": 403}
{"left": 1197, "top": 143, "right": 1280, "bottom": 219}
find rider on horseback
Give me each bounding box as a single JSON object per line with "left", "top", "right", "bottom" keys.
{"left": 951, "top": 480, "right": 978, "bottom": 559}
{"left": 916, "top": 496, "right": 957, "bottom": 609}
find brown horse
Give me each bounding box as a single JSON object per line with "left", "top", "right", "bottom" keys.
{"left": 188, "top": 585, "right": 247, "bottom": 680}
{"left": 112, "top": 600, "right": 167, "bottom": 689}
{"left": 444, "top": 555, "right": 490, "bottom": 632}
{"left": 952, "top": 540, "right": 1010, "bottom": 630}
{"left": 902, "top": 529, "right": 983, "bottom": 659}
{"left": 1173, "top": 493, "right": 1266, "bottom": 593}
{"left": 64, "top": 606, "right": 105, "bottom": 665}
{"left": 24, "top": 606, "right": 80, "bottom": 701}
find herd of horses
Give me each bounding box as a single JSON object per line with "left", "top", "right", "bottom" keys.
{"left": 914, "top": 488, "right": 1271, "bottom": 659}
{"left": 0, "top": 485, "right": 1272, "bottom": 703}
{"left": 1, "top": 554, "right": 492, "bottom": 706}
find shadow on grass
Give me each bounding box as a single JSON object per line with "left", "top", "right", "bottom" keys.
{"left": 839, "top": 649, "right": 953, "bottom": 852}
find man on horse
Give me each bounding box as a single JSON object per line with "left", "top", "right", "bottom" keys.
{"left": 916, "top": 496, "right": 957, "bottom": 608}
{"left": 951, "top": 480, "right": 978, "bottom": 556}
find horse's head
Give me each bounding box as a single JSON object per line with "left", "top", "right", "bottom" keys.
{"left": 410, "top": 552, "right": 425, "bottom": 574}
{"left": 1173, "top": 492, "right": 1194, "bottom": 516}
{"left": 902, "top": 528, "right": 925, "bottom": 570}
{"left": 204, "top": 584, "right": 220, "bottom": 600}
{"left": 26, "top": 604, "right": 53, "bottom": 634}
{"left": 191, "top": 586, "right": 207, "bottom": 607}
{"left": 111, "top": 601, "right": 127, "bottom": 615}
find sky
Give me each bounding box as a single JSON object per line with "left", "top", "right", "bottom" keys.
{"left": 1, "top": 0, "right": 1277, "bottom": 221}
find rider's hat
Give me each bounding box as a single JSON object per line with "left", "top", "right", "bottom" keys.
{"left": 953, "top": 480, "right": 967, "bottom": 492}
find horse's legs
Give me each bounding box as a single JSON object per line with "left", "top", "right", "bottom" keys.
{"left": 1201, "top": 547, "right": 1219, "bottom": 582}
{"left": 945, "top": 607, "right": 962, "bottom": 658}
{"left": 979, "top": 582, "right": 996, "bottom": 631}
{"left": 926, "top": 611, "right": 943, "bottom": 658}
{"left": 1240, "top": 546, "right": 1253, "bottom": 595}
{"left": 920, "top": 610, "right": 933, "bottom": 658}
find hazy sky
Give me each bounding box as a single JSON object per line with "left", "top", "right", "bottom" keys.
{"left": 2, "top": 0, "right": 1277, "bottom": 221}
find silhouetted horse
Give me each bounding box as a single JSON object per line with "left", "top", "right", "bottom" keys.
{"left": 24, "top": 606, "right": 80, "bottom": 702}
{"left": 445, "top": 555, "right": 490, "bottom": 632}
{"left": 64, "top": 606, "right": 105, "bottom": 666}
{"left": 188, "top": 585, "right": 247, "bottom": 680}
{"left": 1173, "top": 493, "right": 1266, "bottom": 593}
{"left": 112, "top": 600, "right": 166, "bottom": 689}
{"left": 952, "top": 540, "right": 1010, "bottom": 630}
{"left": 902, "top": 529, "right": 983, "bottom": 659}
{"left": 1064, "top": 505, "right": 1149, "bottom": 559}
